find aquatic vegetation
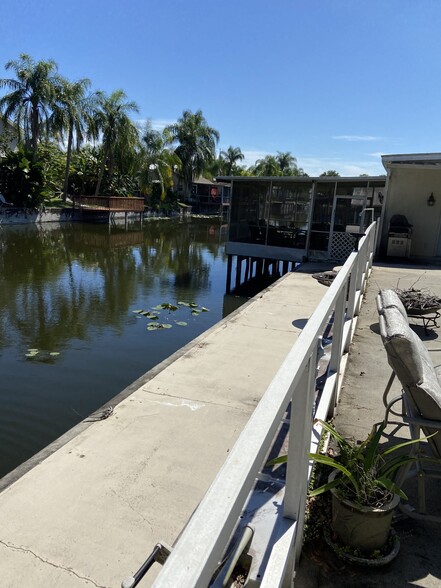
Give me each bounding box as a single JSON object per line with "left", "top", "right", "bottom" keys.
{"left": 24, "top": 348, "right": 60, "bottom": 361}
{"left": 133, "top": 301, "right": 209, "bottom": 331}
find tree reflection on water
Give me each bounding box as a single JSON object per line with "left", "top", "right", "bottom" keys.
{"left": 0, "top": 218, "right": 234, "bottom": 478}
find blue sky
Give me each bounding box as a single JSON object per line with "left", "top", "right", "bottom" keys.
{"left": 1, "top": 0, "right": 440, "bottom": 176}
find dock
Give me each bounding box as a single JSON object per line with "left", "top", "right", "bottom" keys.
{"left": 0, "top": 266, "right": 328, "bottom": 587}
{"left": 72, "top": 195, "right": 145, "bottom": 224}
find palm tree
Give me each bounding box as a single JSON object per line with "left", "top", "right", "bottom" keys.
{"left": 320, "top": 170, "right": 340, "bottom": 177}
{"left": 139, "top": 122, "right": 181, "bottom": 200}
{"left": 0, "top": 53, "right": 59, "bottom": 157}
{"left": 276, "top": 151, "right": 297, "bottom": 175}
{"left": 220, "top": 146, "right": 244, "bottom": 175}
{"left": 51, "top": 77, "right": 96, "bottom": 201}
{"left": 252, "top": 155, "right": 281, "bottom": 176}
{"left": 165, "top": 110, "right": 219, "bottom": 197}
{"left": 91, "top": 90, "right": 139, "bottom": 196}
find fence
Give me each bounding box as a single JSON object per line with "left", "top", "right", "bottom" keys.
{"left": 73, "top": 196, "right": 144, "bottom": 212}
{"left": 151, "top": 223, "right": 377, "bottom": 587}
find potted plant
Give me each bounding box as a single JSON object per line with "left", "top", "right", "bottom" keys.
{"left": 269, "top": 419, "right": 426, "bottom": 556}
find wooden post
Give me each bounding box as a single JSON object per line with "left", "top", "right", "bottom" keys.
{"left": 226, "top": 255, "right": 233, "bottom": 294}
{"left": 235, "top": 256, "right": 243, "bottom": 290}
{"left": 245, "top": 257, "right": 250, "bottom": 282}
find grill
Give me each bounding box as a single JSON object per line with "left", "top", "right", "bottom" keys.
{"left": 387, "top": 214, "right": 412, "bottom": 257}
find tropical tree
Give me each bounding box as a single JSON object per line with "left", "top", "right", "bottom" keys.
{"left": 205, "top": 154, "right": 227, "bottom": 178}
{"left": 320, "top": 170, "right": 340, "bottom": 177}
{"left": 91, "top": 89, "right": 139, "bottom": 195}
{"left": 165, "top": 109, "right": 219, "bottom": 197}
{"left": 220, "top": 146, "right": 244, "bottom": 175}
{"left": 50, "top": 77, "right": 96, "bottom": 200}
{"left": 276, "top": 151, "right": 306, "bottom": 176}
{"left": 139, "top": 122, "right": 181, "bottom": 200}
{"left": 252, "top": 155, "right": 281, "bottom": 176}
{"left": 68, "top": 146, "right": 101, "bottom": 196}
{"left": 276, "top": 151, "right": 296, "bottom": 173}
{"left": 0, "top": 144, "right": 45, "bottom": 206}
{"left": 0, "top": 53, "right": 59, "bottom": 157}
{"left": 249, "top": 151, "right": 307, "bottom": 177}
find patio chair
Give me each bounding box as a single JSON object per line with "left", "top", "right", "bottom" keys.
{"left": 377, "top": 288, "right": 441, "bottom": 521}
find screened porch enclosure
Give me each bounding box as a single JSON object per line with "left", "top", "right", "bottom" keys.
{"left": 227, "top": 177, "right": 385, "bottom": 263}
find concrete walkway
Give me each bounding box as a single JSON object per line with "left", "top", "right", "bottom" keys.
{"left": 0, "top": 268, "right": 327, "bottom": 588}
{"left": 297, "top": 263, "right": 441, "bottom": 588}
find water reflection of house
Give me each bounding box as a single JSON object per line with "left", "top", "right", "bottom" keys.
{"left": 78, "top": 229, "right": 145, "bottom": 248}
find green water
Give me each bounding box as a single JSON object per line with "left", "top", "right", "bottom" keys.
{"left": 0, "top": 218, "right": 245, "bottom": 479}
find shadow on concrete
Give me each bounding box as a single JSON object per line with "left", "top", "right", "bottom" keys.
{"left": 369, "top": 321, "right": 439, "bottom": 341}
{"left": 292, "top": 318, "right": 309, "bottom": 330}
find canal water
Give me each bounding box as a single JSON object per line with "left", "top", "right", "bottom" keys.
{"left": 0, "top": 218, "right": 247, "bottom": 479}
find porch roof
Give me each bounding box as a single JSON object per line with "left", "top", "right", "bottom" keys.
{"left": 216, "top": 175, "right": 386, "bottom": 183}
{"left": 382, "top": 152, "right": 441, "bottom": 169}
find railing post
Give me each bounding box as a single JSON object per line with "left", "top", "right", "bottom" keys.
{"left": 354, "top": 239, "right": 366, "bottom": 315}
{"left": 367, "top": 229, "right": 374, "bottom": 272}
{"left": 283, "top": 351, "right": 317, "bottom": 584}
{"left": 344, "top": 263, "right": 358, "bottom": 352}
{"left": 328, "top": 285, "right": 347, "bottom": 411}
{"left": 362, "top": 238, "right": 370, "bottom": 287}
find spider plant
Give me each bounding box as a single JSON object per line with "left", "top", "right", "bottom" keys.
{"left": 269, "top": 419, "right": 431, "bottom": 508}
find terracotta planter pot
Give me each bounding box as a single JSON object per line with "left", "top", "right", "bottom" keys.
{"left": 329, "top": 471, "right": 400, "bottom": 552}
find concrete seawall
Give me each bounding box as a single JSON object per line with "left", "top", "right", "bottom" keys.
{"left": 0, "top": 268, "right": 329, "bottom": 587}
{"left": 0, "top": 207, "right": 77, "bottom": 224}
{"left": 0, "top": 207, "right": 187, "bottom": 225}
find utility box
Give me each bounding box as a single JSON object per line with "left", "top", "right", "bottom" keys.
{"left": 387, "top": 214, "right": 412, "bottom": 257}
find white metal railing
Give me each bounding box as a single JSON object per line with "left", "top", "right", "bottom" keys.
{"left": 152, "top": 223, "right": 377, "bottom": 588}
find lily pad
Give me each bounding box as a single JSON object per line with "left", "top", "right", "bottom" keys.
{"left": 147, "top": 322, "right": 173, "bottom": 330}
{"left": 175, "top": 321, "right": 188, "bottom": 326}
{"left": 159, "top": 303, "right": 178, "bottom": 311}
{"left": 49, "top": 352, "right": 60, "bottom": 357}
{"left": 191, "top": 310, "right": 200, "bottom": 316}
{"left": 201, "top": 307, "right": 209, "bottom": 312}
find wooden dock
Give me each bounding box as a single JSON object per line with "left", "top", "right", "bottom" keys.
{"left": 72, "top": 195, "right": 145, "bottom": 223}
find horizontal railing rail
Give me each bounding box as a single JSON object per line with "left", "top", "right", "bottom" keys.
{"left": 150, "top": 223, "right": 377, "bottom": 588}
{"left": 73, "top": 196, "right": 145, "bottom": 212}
